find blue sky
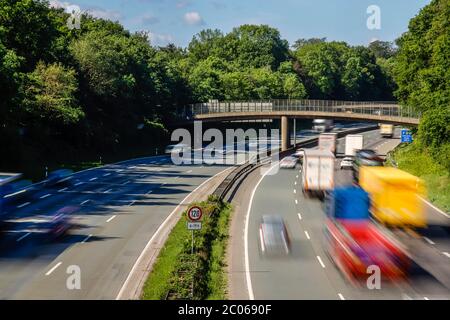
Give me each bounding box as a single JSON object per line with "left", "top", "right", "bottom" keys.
{"left": 51, "top": 0, "right": 431, "bottom": 47}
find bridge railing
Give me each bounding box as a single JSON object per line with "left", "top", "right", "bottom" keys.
{"left": 178, "top": 99, "right": 420, "bottom": 120}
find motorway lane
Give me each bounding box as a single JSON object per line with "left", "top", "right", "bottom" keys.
{"left": 245, "top": 130, "right": 450, "bottom": 300}
{"left": 0, "top": 156, "right": 231, "bottom": 299}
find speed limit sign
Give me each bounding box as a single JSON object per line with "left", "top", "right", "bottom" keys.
{"left": 187, "top": 206, "right": 203, "bottom": 221}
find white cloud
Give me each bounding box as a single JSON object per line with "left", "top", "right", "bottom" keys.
{"left": 49, "top": 0, "right": 73, "bottom": 9}
{"left": 48, "top": 0, "right": 122, "bottom": 21}
{"left": 184, "top": 11, "right": 203, "bottom": 25}
{"left": 148, "top": 32, "right": 174, "bottom": 46}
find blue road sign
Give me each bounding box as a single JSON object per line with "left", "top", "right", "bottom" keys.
{"left": 401, "top": 129, "right": 413, "bottom": 143}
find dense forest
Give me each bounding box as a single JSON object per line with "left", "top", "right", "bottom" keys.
{"left": 0, "top": 0, "right": 448, "bottom": 176}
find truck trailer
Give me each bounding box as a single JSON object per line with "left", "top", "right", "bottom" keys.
{"left": 318, "top": 133, "right": 338, "bottom": 155}
{"left": 301, "top": 149, "right": 335, "bottom": 197}
{"left": 380, "top": 124, "right": 394, "bottom": 138}
{"left": 359, "top": 166, "right": 426, "bottom": 228}
{"left": 344, "top": 134, "right": 364, "bottom": 157}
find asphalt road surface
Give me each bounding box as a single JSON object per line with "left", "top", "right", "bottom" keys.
{"left": 0, "top": 156, "right": 232, "bottom": 299}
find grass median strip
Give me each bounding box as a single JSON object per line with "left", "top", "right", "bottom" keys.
{"left": 141, "top": 195, "right": 232, "bottom": 300}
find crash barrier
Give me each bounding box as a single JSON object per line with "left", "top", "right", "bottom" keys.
{"left": 213, "top": 125, "right": 378, "bottom": 201}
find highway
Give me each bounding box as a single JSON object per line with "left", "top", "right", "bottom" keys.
{"left": 2, "top": 124, "right": 447, "bottom": 300}
{"left": 0, "top": 156, "right": 231, "bottom": 299}
{"left": 0, "top": 122, "right": 369, "bottom": 299}
{"left": 231, "top": 129, "right": 450, "bottom": 300}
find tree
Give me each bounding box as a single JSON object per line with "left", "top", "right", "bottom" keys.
{"left": 292, "top": 38, "right": 326, "bottom": 50}
{"left": 226, "top": 25, "right": 290, "bottom": 70}
{"left": 187, "top": 29, "right": 224, "bottom": 64}
{"left": 282, "top": 73, "right": 307, "bottom": 99}
{"left": 0, "top": 40, "right": 23, "bottom": 125}
{"left": 0, "top": 0, "right": 62, "bottom": 70}
{"left": 394, "top": 0, "right": 450, "bottom": 169}
{"left": 368, "top": 40, "right": 397, "bottom": 59}
{"left": 23, "top": 62, "right": 84, "bottom": 125}
{"left": 394, "top": 0, "right": 450, "bottom": 113}
{"left": 188, "top": 56, "right": 228, "bottom": 101}
{"left": 293, "top": 41, "right": 346, "bottom": 98}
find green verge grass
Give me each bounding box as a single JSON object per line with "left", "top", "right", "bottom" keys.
{"left": 387, "top": 143, "right": 449, "bottom": 213}
{"left": 141, "top": 195, "right": 232, "bottom": 300}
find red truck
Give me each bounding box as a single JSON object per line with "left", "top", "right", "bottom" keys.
{"left": 324, "top": 187, "right": 410, "bottom": 284}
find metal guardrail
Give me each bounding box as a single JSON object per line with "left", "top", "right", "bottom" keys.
{"left": 212, "top": 124, "right": 379, "bottom": 201}
{"left": 178, "top": 99, "right": 420, "bottom": 120}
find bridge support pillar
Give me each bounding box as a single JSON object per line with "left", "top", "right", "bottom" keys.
{"left": 281, "top": 116, "right": 290, "bottom": 151}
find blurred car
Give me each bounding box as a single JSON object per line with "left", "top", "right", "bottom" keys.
{"left": 2, "top": 179, "right": 36, "bottom": 204}
{"left": 164, "top": 144, "right": 190, "bottom": 155}
{"left": 45, "top": 169, "right": 74, "bottom": 187}
{"left": 259, "top": 215, "right": 291, "bottom": 255}
{"left": 352, "top": 149, "right": 384, "bottom": 182}
{"left": 340, "top": 157, "right": 353, "bottom": 170}
{"left": 279, "top": 156, "right": 298, "bottom": 169}
{"left": 293, "top": 149, "right": 304, "bottom": 159}
{"left": 45, "top": 206, "right": 78, "bottom": 239}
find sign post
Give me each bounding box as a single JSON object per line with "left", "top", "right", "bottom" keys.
{"left": 187, "top": 206, "right": 203, "bottom": 254}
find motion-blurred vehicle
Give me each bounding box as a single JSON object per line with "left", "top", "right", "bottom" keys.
{"left": 324, "top": 187, "right": 410, "bottom": 283}
{"left": 340, "top": 157, "right": 353, "bottom": 170}
{"left": 318, "top": 133, "right": 337, "bottom": 155}
{"left": 44, "top": 206, "right": 78, "bottom": 239}
{"left": 0, "top": 173, "right": 23, "bottom": 228}
{"left": 301, "top": 149, "right": 335, "bottom": 198}
{"left": 2, "top": 179, "right": 36, "bottom": 203}
{"left": 292, "top": 149, "right": 304, "bottom": 166}
{"left": 45, "top": 169, "right": 74, "bottom": 187}
{"left": 313, "top": 119, "right": 334, "bottom": 132}
{"left": 380, "top": 124, "right": 394, "bottom": 138}
{"left": 344, "top": 134, "right": 364, "bottom": 157}
{"left": 293, "top": 149, "right": 304, "bottom": 159}
{"left": 259, "top": 215, "right": 291, "bottom": 255}
{"left": 280, "top": 156, "right": 298, "bottom": 169}
{"left": 325, "top": 219, "right": 410, "bottom": 282}
{"left": 164, "top": 143, "right": 190, "bottom": 155}
{"left": 359, "top": 167, "right": 426, "bottom": 228}
{"left": 352, "top": 149, "right": 384, "bottom": 182}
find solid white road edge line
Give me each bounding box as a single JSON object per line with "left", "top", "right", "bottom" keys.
{"left": 420, "top": 197, "right": 449, "bottom": 218}
{"left": 115, "top": 166, "right": 233, "bottom": 300}
{"left": 245, "top": 162, "right": 279, "bottom": 301}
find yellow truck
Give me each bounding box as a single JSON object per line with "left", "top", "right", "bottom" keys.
{"left": 359, "top": 167, "right": 426, "bottom": 228}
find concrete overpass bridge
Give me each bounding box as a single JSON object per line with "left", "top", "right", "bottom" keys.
{"left": 176, "top": 99, "right": 420, "bottom": 151}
